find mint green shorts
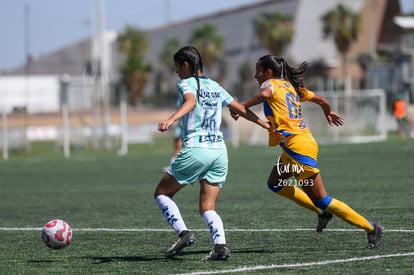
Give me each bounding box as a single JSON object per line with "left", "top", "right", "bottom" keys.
{"left": 169, "top": 147, "right": 228, "bottom": 187}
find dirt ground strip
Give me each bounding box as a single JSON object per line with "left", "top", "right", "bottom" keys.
{"left": 0, "top": 107, "right": 175, "bottom": 128}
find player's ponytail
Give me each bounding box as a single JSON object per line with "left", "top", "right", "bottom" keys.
{"left": 283, "top": 59, "right": 308, "bottom": 96}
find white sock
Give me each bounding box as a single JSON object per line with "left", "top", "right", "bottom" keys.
{"left": 202, "top": 210, "right": 226, "bottom": 244}
{"left": 155, "top": 195, "right": 187, "bottom": 235}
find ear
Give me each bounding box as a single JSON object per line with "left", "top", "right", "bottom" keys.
{"left": 182, "top": 61, "right": 191, "bottom": 69}
{"left": 265, "top": 68, "right": 273, "bottom": 78}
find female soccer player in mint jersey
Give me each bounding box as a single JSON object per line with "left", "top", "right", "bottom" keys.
{"left": 232, "top": 55, "right": 383, "bottom": 249}
{"left": 154, "top": 46, "right": 269, "bottom": 260}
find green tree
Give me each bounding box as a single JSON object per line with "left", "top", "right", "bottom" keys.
{"left": 321, "top": 4, "right": 361, "bottom": 82}
{"left": 156, "top": 37, "right": 181, "bottom": 101}
{"left": 117, "top": 25, "right": 151, "bottom": 105}
{"left": 160, "top": 37, "right": 181, "bottom": 72}
{"left": 253, "top": 11, "right": 294, "bottom": 56}
{"left": 188, "top": 24, "right": 225, "bottom": 71}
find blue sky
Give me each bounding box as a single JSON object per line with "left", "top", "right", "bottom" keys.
{"left": 1, "top": 0, "right": 413, "bottom": 72}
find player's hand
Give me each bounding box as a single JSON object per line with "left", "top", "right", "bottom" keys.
{"left": 230, "top": 109, "right": 240, "bottom": 120}
{"left": 326, "top": 112, "right": 344, "bottom": 127}
{"left": 158, "top": 119, "right": 174, "bottom": 132}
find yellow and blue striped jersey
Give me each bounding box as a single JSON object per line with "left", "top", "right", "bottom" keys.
{"left": 261, "top": 79, "right": 314, "bottom": 146}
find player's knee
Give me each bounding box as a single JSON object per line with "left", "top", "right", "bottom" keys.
{"left": 315, "top": 195, "right": 333, "bottom": 210}
{"left": 267, "top": 182, "right": 283, "bottom": 193}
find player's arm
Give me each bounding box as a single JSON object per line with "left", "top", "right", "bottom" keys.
{"left": 309, "top": 94, "right": 345, "bottom": 127}
{"left": 230, "top": 87, "right": 272, "bottom": 121}
{"left": 158, "top": 93, "right": 196, "bottom": 132}
{"left": 228, "top": 100, "right": 269, "bottom": 129}
{"left": 242, "top": 87, "right": 272, "bottom": 108}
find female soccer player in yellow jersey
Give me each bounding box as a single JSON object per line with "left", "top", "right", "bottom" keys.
{"left": 232, "top": 55, "right": 383, "bottom": 248}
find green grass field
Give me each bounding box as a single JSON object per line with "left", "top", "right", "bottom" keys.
{"left": 1, "top": 137, "right": 413, "bottom": 274}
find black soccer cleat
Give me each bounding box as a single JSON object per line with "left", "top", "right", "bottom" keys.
{"left": 367, "top": 224, "right": 384, "bottom": 249}
{"left": 203, "top": 244, "right": 231, "bottom": 261}
{"left": 316, "top": 212, "right": 333, "bottom": 232}
{"left": 165, "top": 230, "right": 196, "bottom": 258}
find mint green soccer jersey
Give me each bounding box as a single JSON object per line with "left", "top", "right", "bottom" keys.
{"left": 176, "top": 76, "right": 233, "bottom": 149}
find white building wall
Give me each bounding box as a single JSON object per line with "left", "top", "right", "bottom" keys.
{"left": 0, "top": 75, "right": 95, "bottom": 114}
{"left": 0, "top": 75, "right": 60, "bottom": 113}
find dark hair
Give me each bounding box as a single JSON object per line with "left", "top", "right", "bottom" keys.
{"left": 257, "top": 55, "right": 308, "bottom": 95}
{"left": 173, "top": 46, "right": 204, "bottom": 99}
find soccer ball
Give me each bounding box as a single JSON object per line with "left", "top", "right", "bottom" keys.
{"left": 41, "top": 219, "right": 72, "bottom": 249}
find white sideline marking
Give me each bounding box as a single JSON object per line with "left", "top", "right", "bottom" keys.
{"left": 0, "top": 227, "right": 414, "bottom": 233}
{"left": 172, "top": 252, "right": 414, "bottom": 275}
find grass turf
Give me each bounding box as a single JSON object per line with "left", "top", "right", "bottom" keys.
{"left": 0, "top": 137, "right": 413, "bottom": 274}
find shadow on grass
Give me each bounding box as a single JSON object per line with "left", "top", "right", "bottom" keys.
{"left": 83, "top": 248, "right": 270, "bottom": 264}
{"left": 27, "top": 259, "right": 62, "bottom": 263}
{"left": 182, "top": 248, "right": 270, "bottom": 255}
{"left": 173, "top": 248, "right": 270, "bottom": 259}
{"left": 86, "top": 256, "right": 164, "bottom": 263}
{"left": 85, "top": 250, "right": 209, "bottom": 263}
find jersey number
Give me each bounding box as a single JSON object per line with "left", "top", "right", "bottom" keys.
{"left": 201, "top": 110, "right": 217, "bottom": 131}
{"left": 286, "top": 93, "right": 301, "bottom": 119}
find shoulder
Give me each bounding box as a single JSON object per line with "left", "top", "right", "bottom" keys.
{"left": 299, "top": 87, "right": 315, "bottom": 101}
{"left": 201, "top": 76, "right": 220, "bottom": 88}
{"left": 177, "top": 78, "right": 194, "bottom": 87}
{"left": 260, "top": 79, "right": 273, "bottom": 89}
{"left": 177, "top": 78, "right": 197, "bottom": 94}
{"left": 261, "top": 79, "right": 288, "bottom": 91}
